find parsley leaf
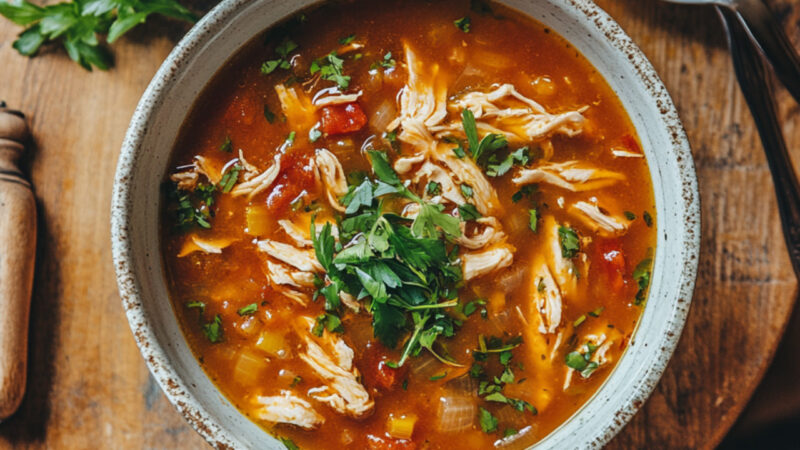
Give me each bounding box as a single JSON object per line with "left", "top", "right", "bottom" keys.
{"left": 202, "top": 315, "right": 223, "bottom": 343}
{"left": 426, "top": 181, "right": 442, "bottom": 196}
{"left": 528, "top": 209, "right": 538, "bottom": 232}
{"left": 458, "top": 203, "right": 482, "bottom": 222}
{"left": 311, "top": 51, "right": 350, "bottom": 89}
{"left": 461, "top": 109, "right": 507, "bottom": 163}
{"left": 261, "top": 37, "right": 298, "bottom": 75}
{"left": 279, "top": 437, "right": 299, "bottom": 450}
{"left": 479, "top": 407, "right": 498, "bottom": 433}
{"left": 237, "top": 303, "right": 257, "bottom": 316}
{"left": 633, "top": 257, "right": 653, "bottom": 305}
{"left": 643, "top": 210, "right": 653, "bottom": 227}
{"left": 558, "top": 226, "right": 580, "bottom": 258}
{"left": 454, "top": 16, "right": 471, "bottom": 32}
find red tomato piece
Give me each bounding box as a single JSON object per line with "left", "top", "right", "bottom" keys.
{"left": 621, "top": 133, "right": 641, "bottom": 154}
{"left": 375, "top": 360, "right": 401, "bottom": 390}
{"left": 320, "top": 102, "right": 367, "bottom": 135}
{"left": 359, "top": 341, "right": 406, "bottom": 391}
{"left": 264, "top": 151, "right": 317, "bottom": 213}
{"left": 596, "top": 238, "right": 627, "bottom": 294}
{"left": 366, "top": 434, "right": 417, "bottom": 450}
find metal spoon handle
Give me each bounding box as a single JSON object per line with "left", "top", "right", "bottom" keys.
{"left": 736, "top": 0, "right": 800, "bottom": 104}
{"left": 718, "top": 5, "right": 800, "bottom": 275}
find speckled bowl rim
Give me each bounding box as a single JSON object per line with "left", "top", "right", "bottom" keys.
{"left": 111, "top": 0, "right": 700, "bottom": 448}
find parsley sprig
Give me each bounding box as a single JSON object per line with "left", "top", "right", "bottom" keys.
{"left": 310, "top": 50, "right": 350, "bottom": 89}
{"left": 311, "top": 150, "right": 466, "bottom": 367}
{"left": 0, "top": 0, "right": 196, "bottom": 70}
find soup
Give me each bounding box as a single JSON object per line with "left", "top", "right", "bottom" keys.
{"left": 160, "top": 1, "right": 657, "bottom": 448}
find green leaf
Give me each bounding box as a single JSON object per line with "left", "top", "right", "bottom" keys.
{"left": 462, "top": 109, "right": 479, "bottom": 156}
{"left": 367, "top": 150, "right": 400, "bottom": 185}
{"left": 344, "top": 179, "right": 373, "bottom": 214}
{"left": 479, "top": 407, "right": 498, "bottom": 433}
{"left": 107, "top": 11, "right": 147, "bottom": 43}
{"left": 458, "top": 203, "right": 482, "bottom": 222}
{"left": 202, "top": 315, "right": 223, "bottom": 343}
{"left": 528, "top": 209, "right": 537, "bottom": 232}
{"left": 0, "top": 0, "right": 44, "bottom": 25}
{"left": 279, "top": 437, "right": 299, "bottom": 450}
{"left": 237, "top": 303, "right": 257, "bottom": 316}
{"left": 633, "top": 257, "right": 652, "bottom": 305}
{"left": 338, "top": 33, "right": 355, "bottom": 45}
{"left": 643, "top": 210, "right": 653, "bottom": 227}
{"left": 263, "top": 105, "right": 276, "bottom": 123}
{"left": 460, "top": 184, "right": 473, "bottom": 198}
{"left": 558, "top": 226, "right": 580, "bottom": 258}
{"left": 12, "top": 25, "right": 46, "bottom": 56}
{"left": 454, "top": 16, "right": 471, "bottom": 32}
{"left": 426, "top": 181, "right": 441, "bottom": 196}
{"left": 565, "top": 351, "right": 587, "bottom": 371}
{"left": 372, "top": 301, "right": 406, "bottom": 348}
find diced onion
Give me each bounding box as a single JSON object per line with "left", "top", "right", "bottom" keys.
{"left": 443, "top": 374, "right": 477, "bottom": 395}
{"left": 409, "top": 354, "right": 442, "bottom": 381}
{"left": 436, "top": 394, "right": 476, "bottom": 433}
{"left": 255, "top": 331, "right": 288, "bottom": 357}
{"left": 233, "top": 350, "right": 268, "bottom": 386}
{"left": 493, "top": 425, "right": 538, "bottom": 449}
{"left": 369, "top": 99, "right": 397, "bottom": 132}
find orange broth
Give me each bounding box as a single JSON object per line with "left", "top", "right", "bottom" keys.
{"left": 160, "top": 1, "right": 657, "bottom": 448}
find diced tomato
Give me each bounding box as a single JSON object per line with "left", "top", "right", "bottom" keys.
{"left": 360, "top": 341, "right": 406, "bottom": 391}
{"left": 264, "top": 150, "right": 317, "bottom": 213}
{"left": 366, "top": 434, "right": 417, "bottom": 450}
{"left": 621, "top": 133, "right": 641, "bottom": 154}
{"left": 596, "top": 238, "right": 627, "bottom": 294}
{"left": 320, "top": 102, "right": 367, "bottom": 135}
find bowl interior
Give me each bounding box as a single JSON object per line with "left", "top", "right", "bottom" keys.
{"left": 111, "top": 0, "right": 699, "bottom": 448}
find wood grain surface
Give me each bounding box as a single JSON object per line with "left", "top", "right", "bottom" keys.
{"left": 0, "top": 1, "right": 798, "bottom": 448}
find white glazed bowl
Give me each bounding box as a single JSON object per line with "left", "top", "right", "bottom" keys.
{"left": 111, "top": 0, "right": 700, "bottom": 448}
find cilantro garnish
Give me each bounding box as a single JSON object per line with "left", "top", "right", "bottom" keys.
{"left": 261, "top": 38, "right": 298, "bottom": 75}
{"left": 461, "top": 108, "right": 508, "bottom": 164}
{"left": 565, "top": 342, "right": 601, "bottom": 378}
{"left": 279, "top": 437, "right": 299, "bottom": 450}
{"left": 558, "top": 226, "right": 580, "bottom": 258}
{"left": 454, "top": 16, "right": 471, "bottom": 32}
{"left": 167, "top": 181, "right": 217, "bottom": 230}
{"left": 310, "top": 51, "right": 350, "bottom": 89}
{"left": 479, "top": 407, "right": 498, "bottom": 433}
{"left": 237, "top": 303, "right": 258, "bottom": 316}
{"left": 219, "top": 164, "right": 242, "bottom": 194}
{"left": 219, "top": 135, "right": 232, "bottom": 153}
{"left": 311, "top": 151, "right": 465, "bottom": 367}
{"left": 633, "top": 256, "right": 653, "bottom": 305}
{"left": 528, "top": 209, "right": 538, "bottom": 232}
{"left": 643, "top": 210, "right": 653, "bottom": 227}
{"left": 338, "top": 33, "right": 356, "bottom": 45}
{"left": 371, "top": 52, "right": 396, "bottom": 70}
{"left": 201, "top": 315, "right": 223, "bottom": 343}
{"left": 263, "top": 105, "right": 276, "bottom": 123}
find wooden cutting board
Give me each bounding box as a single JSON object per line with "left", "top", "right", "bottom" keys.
{"left": 0, "top": 0, "right": 797, "bottom": 448}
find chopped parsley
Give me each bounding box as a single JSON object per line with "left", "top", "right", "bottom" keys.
{"left": 219, "top": 135, "right": 232, "bottom": 153}
{"left": 461, "top": 109, "right": 508, "bottom": 164}
{"left": 311, "top": 151, "right": 466, "bottom": 367}
{"left": 633, "top": 256, "right": 653, "bottom": 305}
{"left": 454, "top": 16, "right": 471, "bottom": 32}
{"left": 311, "top": 51, "right": 350, "bottom": 89}
{"left": 201, "top": 315, "right": 223, "bottom": 343}
{"left": 429, "top": 371, "right": 447, "bottom": 381}
{"left": 338, "top": 34, "right": 356, "bottom": 45}
{"left": 186, "top": 301, "right": 205, "bottom": 312}
{"left": 573, "top": 314, "right": 586, "bottom": 327}
{"left": 565, "top": 342, "right": 600, "bottom": 378}
{"left": 261, "top": 38, "right": 298, "bottom": 75}
{"left": 237, "top": 303, "right": 258, "bottom": 316}
{"left": 426, "top": 181, "right": 442, "bottom": 196}
{"left": 371, "top": 52, "right": 396, "bottom": 70}
{"left": 588, "top": 306, "right": 604, "bottom": 317}
{"left": 290, "top": 376, "right": 302, "bottom": 388}
{"left": 458, "top": 203, "right": 482, "bottom": 222}
{"left": 558, "top": 226, "right": 580, "bottom": 258}
{"left": 479, "top": 407, "right": 498, "bottom": 433}
{"left": 312, "top": 313, "right": 343, "bottom": 336}
{"left": 460, "top": 184, "right": 474, "bottom": 198}
{"left": 624, "top": 211, "right": 636, "bottom": 221}
{"left": 168, "top": 181, "right": 217, "bottom": 230}
{"left": 643, "top": 210, "right": 653, "bottom": 227}
{"left": 528, "top": 209, "right": 538, "bottom": 232}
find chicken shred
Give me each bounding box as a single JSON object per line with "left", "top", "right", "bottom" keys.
{"left": 531, "top": 263, "right": 563, "bottom": 334}
{"left": 230, "top": 154, "right": 282, "bottom": 199}
{"left": 455, "top": 217, "right": 506, "bottom": 250}
{"left": 462, "top": 242, "right": 515, "bottom": 281}
{"left": 253, "top": 390, "right": 324, "bottom": 430}
{"left": 315, "top": 149, "right": 349, "bottom": 212}
{"left": 265, "top": 260, "right": 316, "bottom": 288}
{"left": 275, "top": 83, "right": 317, "bottom": 134}
{"left": 257, "top": 239, "right": 324, "bottom": 273}
{"left": 177, "top": 235, "right": 236, "bottom": 257}
{"left": 297, "top": 319, "right": 374, "bottom": 418}
{"left": 570, "top": 201, "right": 629, "bottom": 236}
{"left": 513, "top": 161, "right": 625, "bottom": 192}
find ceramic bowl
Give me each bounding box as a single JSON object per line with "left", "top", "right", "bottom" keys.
{"left": 111, "top": 0, "right": 700, "bottom": 448}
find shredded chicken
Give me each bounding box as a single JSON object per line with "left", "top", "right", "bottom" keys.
{"left": 543, "top": 216, "right": 579, "bottom": 296}
{"left": 238, "top": 149, "right": 260, "bottom": 181}
{"left": 437, "top": 145, "right": 501, "bottom": 216}
{"left": 563, "top": 333, "right": 615, "bottom": 391}
{"left": 253, "top": 390, "right": 324, "bottom": 430}
{"left": 194, "top": 156, "right": 222, "bottom": 185}
{"left": 531, "top": 263, "right": 563, "bottom": 334}
{"left": 177, "top": 235, "right": 235, "bottom": 257}
{"left": 230, "top": 155, "right": 281, "bottom": 199}
{"left": 412, "top": 161, "right": 465, "bottom": 205}
{"left": 433, "top": 83, "right": 587, "bottom": 143}
{"left": 265, "top": 260, "right": 316, "bottom": 288}
{"left": 315, "top": 149, "right": 348, "bottom": 212}
{"left": 570, "top": 201, "right": 629, "bottom": 236}
{"left": 313, "top": 89, "right": 363, "bottom": 107}
{"left": 462, "top": 243, "right": 515, "bottom": 281}
{"left": 257, "top": 239, "right": 324, "bottom": 273}
{"left": 282, "top": 288, "right": 311, "bottom": 307}
{"left": 275, "top": 83, "right": 316, "bottom": 133}
{"left": 455, "top": 217, "right": 506, "bottom": 250}
{"left": 513, "top": 161, "right": 625, "bottom": 192}
{"left": 297, "top": 319, "right": 374, "bottom": 418}
{"left": 169, "top": 169, "right": 198, "bottom": 191}
{"left": 394, "top": 153, "right": 426, "bottom": 174}
{"left": 339, "top": 291, "right": 361, "bottom": 312}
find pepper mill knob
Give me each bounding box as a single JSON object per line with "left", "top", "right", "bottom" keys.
{"left": 0, "top": 104, "right": 36, "bottom": 420}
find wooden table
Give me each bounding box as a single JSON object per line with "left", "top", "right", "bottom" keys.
{"left": 0, "top": 1, "right": 798, "bottom": 448}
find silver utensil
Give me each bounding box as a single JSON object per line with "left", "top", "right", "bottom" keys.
{"left": 661, "top": 0, "right": 800, "bottom": 103}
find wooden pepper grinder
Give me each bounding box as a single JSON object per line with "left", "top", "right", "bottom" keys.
{"left": 0, "top": 102, "right": 35, "bottom": 420}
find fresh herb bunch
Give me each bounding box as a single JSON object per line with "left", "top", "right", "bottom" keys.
{"left": 0, "top": 0, "right": 197, "bottom": 70}
{"left": 311, "top": 150, "right": 468, "bottom": 367}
